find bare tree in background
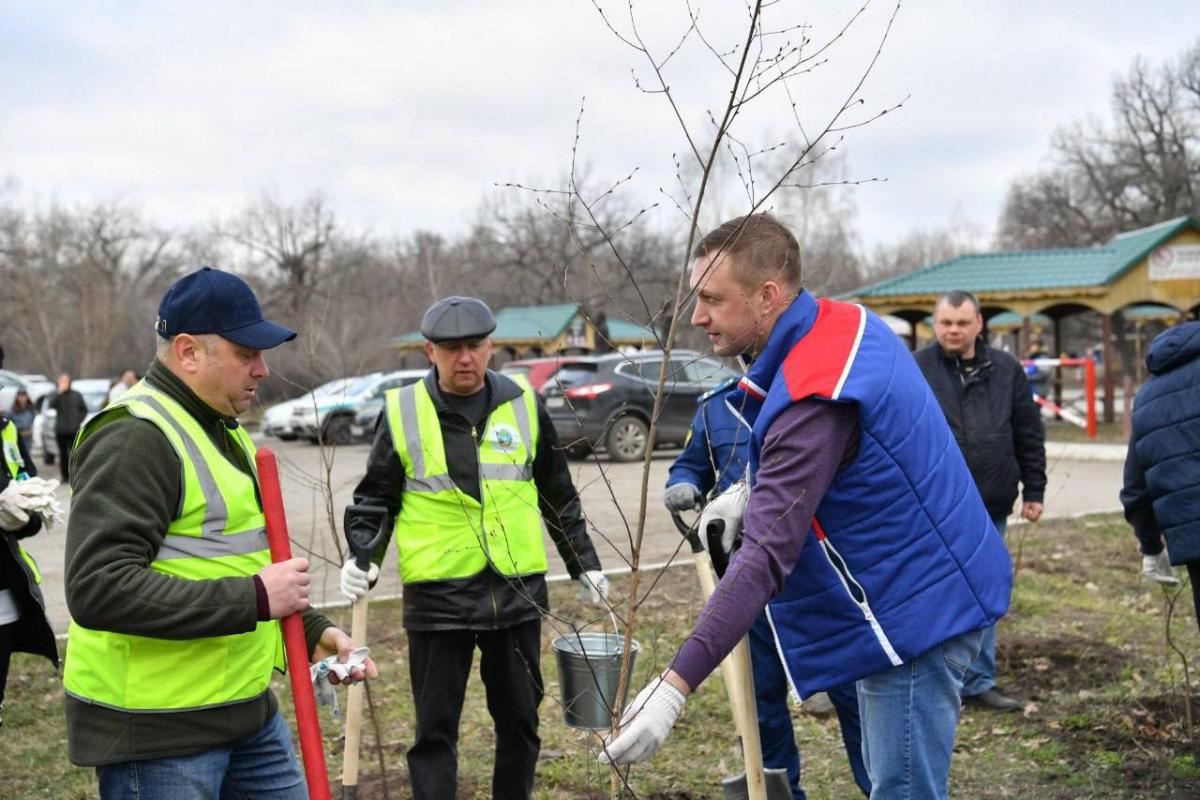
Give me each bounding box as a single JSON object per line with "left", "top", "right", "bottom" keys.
{"left": 998, "top": 39, "right": 1200, "bottom": 249}
{"left": 218, "top": 192, "right": 336, "bottom": 314}
{"left": 862, "top": 219, "right": 985, "bottom": 282}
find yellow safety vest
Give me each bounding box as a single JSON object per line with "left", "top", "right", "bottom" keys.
{"left": 63, "top": 382, "right": 284, "bottom": 712}
{"left": 386, "top": 376, "right": 548, "bottom": 584}
{"left": 1, "top": 419, "right": 41, "bottom": 583}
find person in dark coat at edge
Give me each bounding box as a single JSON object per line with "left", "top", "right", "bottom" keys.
{"left": 1121, "top": 319, "right": 1200, "bottom": 622}
{"left": 665, "top": 376, "right": 871, "bottom": 797}
{"left": 914, "top": 290, "right": 1046, "bottom": 712}
{"left": 0, "top": 411, "right": 60, "bottom": 727}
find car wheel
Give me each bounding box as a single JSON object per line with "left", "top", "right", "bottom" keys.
{"left": 321, "top": 415, "right": 353, "bottom": 446}
{"left": 605, "top": 415, "right": 649, "bottom": 462}
{"left": 278, "top": 433, "right": 298, "bottom": 442}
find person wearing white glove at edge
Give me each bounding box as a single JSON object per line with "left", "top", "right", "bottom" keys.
{"left": 1122, "top": 318, "right": 1200, "bottom": 617}
{"left": 0, "top": 414, "right": 58, "bottom": 728}
{"left": 343, "top": 295, "right": 607, "bottom": 800}
{"left": 601, "top": 216, "right": 1012, "bottom": 800}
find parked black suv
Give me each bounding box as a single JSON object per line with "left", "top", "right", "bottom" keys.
{"left": 541, "top": 350, "right": 741, "bottom": 462}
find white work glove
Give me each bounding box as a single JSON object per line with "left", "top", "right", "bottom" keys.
{"left": 1142, "top": 551, "right": 1180, "bottom": 587}
{"left": 697, "top": 480, "right": 749, "bottom": 556}
{"left": 578, "top": 570, "right": 609, "bottom": 605}
{"left": 0, "top": 477, "right": 62, "bottom": 530}
{"left": 599, "top": 676, "right": 687, "bottom": 765}
{"left": 663, "top": 483, "right": 703, "bottom": 512}
{"left": 339, "top": 559, "right": 379, "bottom": 602}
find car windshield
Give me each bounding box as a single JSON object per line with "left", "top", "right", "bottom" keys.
{"left": 312, "top": 379, "right": 351, "bottom": 398}
{"left": 337, "top": 376, "right": 381, "bottom": 398}
{"left": 81, "top": 391, "right": 109, "bottom": 412}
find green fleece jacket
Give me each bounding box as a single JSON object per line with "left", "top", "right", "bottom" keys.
{"left": 63, "top": 360, "right": 331, "bottom": 767}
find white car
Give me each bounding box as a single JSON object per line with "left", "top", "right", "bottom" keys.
{"left": 36, "top": 378, "right": 113, "bottom": 464}
{"left": 260, "top": 379, "right": 352, "bottom": 441}
{"left": 293, "top": 370, "right": 426, "bottom": 445}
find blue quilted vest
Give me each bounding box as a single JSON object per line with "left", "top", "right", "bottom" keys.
{"left": 724, "top": 291, "right": 1012, "bottom": 697}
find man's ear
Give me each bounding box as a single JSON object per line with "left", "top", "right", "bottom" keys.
{"left": 760, "top": 280, "right": 784, "bottom": 313}
{"left": 424, "top": 340, "right": 436, "bottom": 364}
{"left": 173, "top": 334, "right": 202, "bottom": 374}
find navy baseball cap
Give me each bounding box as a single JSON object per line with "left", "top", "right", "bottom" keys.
{"left": 156, "top": 267, "right": 297, "bottom": 350}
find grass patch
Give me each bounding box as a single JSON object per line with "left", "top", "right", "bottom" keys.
{"left": 5, "top": 512, "right": 1200, "bottom": 798}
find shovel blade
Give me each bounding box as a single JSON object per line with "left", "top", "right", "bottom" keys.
{"left": 720, "top": 767, "right": 793, "bottom": 800}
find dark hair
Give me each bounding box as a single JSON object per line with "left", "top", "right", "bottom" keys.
{"left": 693, "top": 213, "right": 802, "bottom": 292}
{"left": 936, "top": 290, "right": 980, "bottom": 315}
{"left": 11, "top": 391, "right": 34, "bottom": 412}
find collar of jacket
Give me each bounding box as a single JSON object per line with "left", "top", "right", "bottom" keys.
{"left": 422, "top": 369, "right": 524, "bottom": 417}
{"left": 741, "top": 289, "right": 821, "bottom": 396}
{"left": 937, "top": 337, "right": 994, "bottom": 383}
{"left": 145, "top": 359, "right": 243, "bottom": 436}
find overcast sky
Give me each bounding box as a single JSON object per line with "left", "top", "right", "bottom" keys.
{"left": 1, "top": 1, "right": 1197, "bottom": 253}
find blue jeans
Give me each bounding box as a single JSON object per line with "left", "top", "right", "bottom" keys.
{"left": 857, "top": 628, "right": 984, "bottom": 800}
{"left": 962, "top": 516, "right": 1008, "bottom": 697}
{"left": 749, "top": 613, "right": 871, "bottom": 799}
{"left": 96, "top": 712, "right": 307, "bottom": 800}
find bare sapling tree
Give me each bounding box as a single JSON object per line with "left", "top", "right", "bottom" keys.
{"left": 500, "top": 1, "right": 905, "bottom": 793}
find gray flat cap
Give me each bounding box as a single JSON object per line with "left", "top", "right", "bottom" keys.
{"left": 421, "top": 296, "right": 497, "bottom": 343}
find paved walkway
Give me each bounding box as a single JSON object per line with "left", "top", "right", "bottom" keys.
{"left": 25, "top": 437, "right": 1128, "bottom": 635}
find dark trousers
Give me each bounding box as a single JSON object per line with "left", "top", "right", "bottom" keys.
{"left": 749, "top": 613, "right": 871, "bottom": 798}
{"left": 406, "top": 619, "right": 543, "bottom": 800}
{"left": 56, "top": 433, "right": 77, "bottom": 481}
{"left": 0, "top": 622, "right": 13, "bottom": 705}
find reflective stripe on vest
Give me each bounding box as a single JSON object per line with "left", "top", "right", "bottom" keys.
{"left": 385, "top": 376, "right": 547, "bottom": 584}
{"left": 2, "top": 420, "right": 40, "bottom": 583}
{"left": 63, "top": 381, "right": 283, "bottom": 713}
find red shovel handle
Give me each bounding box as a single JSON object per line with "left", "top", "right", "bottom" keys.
{"left": 257, "top": 447, "right": 331, "bottom": 800}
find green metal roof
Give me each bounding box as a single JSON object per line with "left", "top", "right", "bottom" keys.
{"left": 393, "top": 303, "right": 658, "bottom": 346}
{"left": 492, "top": 303, "right": 579, "bottom": 340}
{"left": 852, "top": 217, "right": 1199, "bottom": 299}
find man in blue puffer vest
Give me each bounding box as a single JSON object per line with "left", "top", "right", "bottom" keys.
{"left": 603, "top": 214, "right": 1012, "bottom": 800}
{"left": 1122, "top": 319, "right": 1200, "bottom": 625}
{"left": 666, "top": 378, "right": 870, "bottom": 798}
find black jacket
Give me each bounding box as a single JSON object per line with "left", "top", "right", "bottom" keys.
{"left": 49, "top": 389, "right": 89, "bottom": 435}
{"left": 0, "top": 421, "right": 58, "bottom": 669}
{"left": 349, "top": 369, "right": 602, "bottom": 631}
{"left": 915, "top": 341, "right": 1046, "bottom": 519}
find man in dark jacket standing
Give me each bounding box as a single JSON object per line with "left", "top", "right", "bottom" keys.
{"left": 341, "top": 296, "right": 607, "bottom": 800}
{"left": 915, "top": 290, "right": 1046, "bottom": 712}
{"left": 1121, "top": 321, "right": 1200, "bottom": 623}
{"left": 49, "top": 374, "right": 89, "bottom": 481}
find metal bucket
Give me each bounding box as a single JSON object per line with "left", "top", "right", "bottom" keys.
{"left": 551, "top": 632, "right": 639, "bottom": 730}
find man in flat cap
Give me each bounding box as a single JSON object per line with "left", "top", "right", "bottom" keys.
{"left": 342, "top": 296, "right": 608, "bottom": 800}
{"left": 63, "top": 267, "right": 376, "bottom": 797}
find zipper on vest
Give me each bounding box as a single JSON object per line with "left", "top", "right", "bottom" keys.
{"left": 473, "top": 424, "right": 501, "bottom": 625}
{"left": 813, "top": 520, "right": 903, "bottom": 667}
{"left": 764, "top": 606, "right": 802, "bottom": 705}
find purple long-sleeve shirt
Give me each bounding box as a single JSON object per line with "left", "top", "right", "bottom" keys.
{"left": 671, "top": 397, "right": 860, "bottom": 691}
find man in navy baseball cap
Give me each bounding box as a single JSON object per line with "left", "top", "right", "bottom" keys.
{"left": 156, "top": 267, "right": 296, "bottom": 349}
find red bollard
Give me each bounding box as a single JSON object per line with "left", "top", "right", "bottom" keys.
{"left": 257, "top": 447, "right": 331, "bottom": 800}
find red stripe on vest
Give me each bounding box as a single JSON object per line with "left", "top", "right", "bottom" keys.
{"left": 812, "top": 517, "right": 828, "bottom": 541}
{"left": 782, "top": 298, "right": 861, "bottom": 401}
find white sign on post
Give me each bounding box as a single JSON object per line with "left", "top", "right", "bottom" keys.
{"left": 1149, "top": 244, "right": 1200, "bottom": 280}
